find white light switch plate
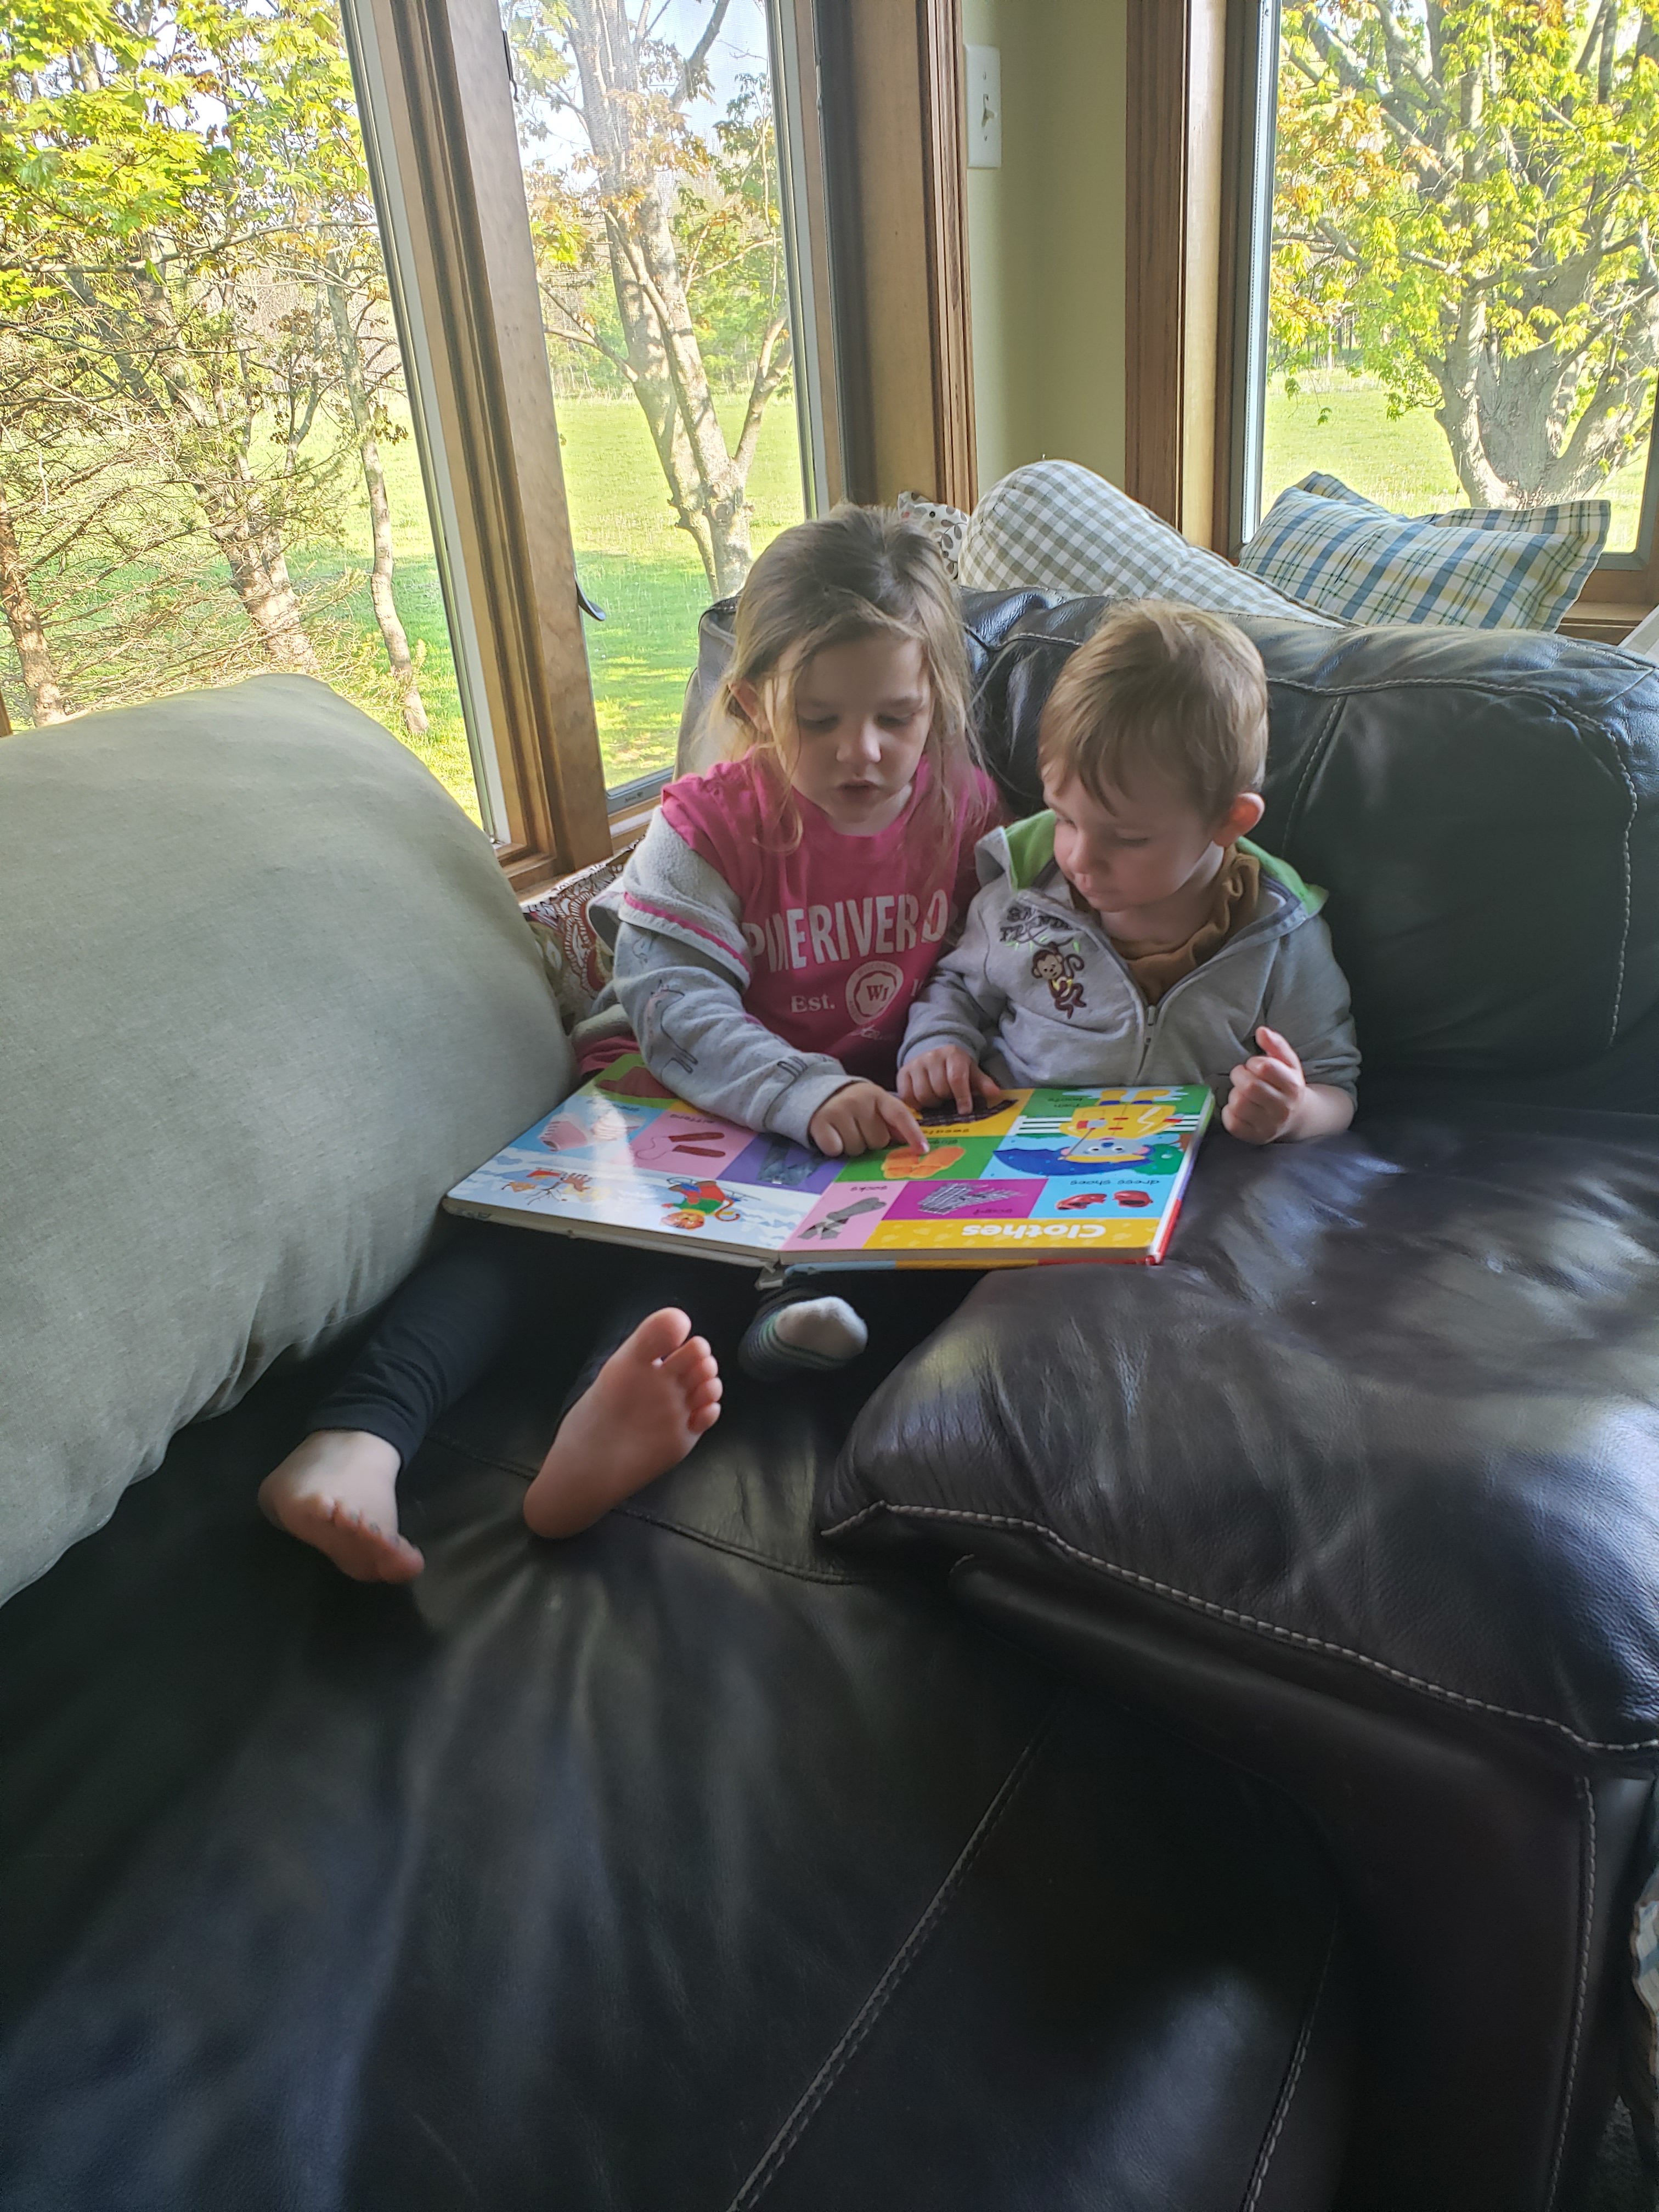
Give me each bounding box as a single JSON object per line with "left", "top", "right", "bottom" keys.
{"left": 966, "top": 44, "right": 1001, "bottom": 168}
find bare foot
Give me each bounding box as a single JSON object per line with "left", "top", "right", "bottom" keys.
{"left": 524, "top": 1308, "right": 722, "bottom": 1540}
{"left": 257, "top": 1430, "right": 424, "bottom": 1583}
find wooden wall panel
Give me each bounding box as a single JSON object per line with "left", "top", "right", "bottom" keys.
{"left": 1126, "top": 0, "right": 1227, "bottom": 549}
{"left": 818, "top": 0, "right": 976, "bottom": 509}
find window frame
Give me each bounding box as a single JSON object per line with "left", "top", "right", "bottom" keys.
{"left": 344, "top": 0, "right": 854, "bottom": 885}
{"left": 342, "top": 0, "right": 972, "bottom": 891}
{"left": 1124, "top": 1, "right": 1229, "bottom": 547}
{"left": 1209, "top": 0, "right": 1659, "bottom": 641}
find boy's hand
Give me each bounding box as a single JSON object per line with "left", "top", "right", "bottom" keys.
{"left": 897, "top": 1048, "right": 1001, "bottom": 1118}
{"left": 1223, "top": 1027, "right": 1306, "bottom": 1144}
{"left": 809, "top": 1081, "right": 929, "bottom": 1159}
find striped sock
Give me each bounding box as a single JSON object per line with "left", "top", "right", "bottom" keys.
{"left": 739, "top": 1295, "right": 868, "bottom": 1380}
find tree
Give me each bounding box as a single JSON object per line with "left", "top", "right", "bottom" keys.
{"left": 0, "top": 0, "right": 433, "bottom": 730}
{"left": 244, "top": 4, "right": 430, "bottom": 732}
{"left": 0, "top": 478, "right": 66, "bottom": 723}
{"left": 1273, "top": 0, "right": 1659, "bottom": 505}
{"left": 322, "top": 265, "right": 428, "bottom": 736}
{"left": 505, "top": 0, "right": 792, "bottom": 598}
{"left": 0, "top": 1, "right": 339, "bottom": 673}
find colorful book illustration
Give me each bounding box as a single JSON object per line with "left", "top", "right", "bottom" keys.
{"left": 449, "top": 1057, "right": 1212, "bottom": 1274}
{"left": 444, "top": 1054, "right": 1213, "bottom": 1269}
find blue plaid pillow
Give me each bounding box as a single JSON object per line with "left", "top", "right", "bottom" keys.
{"left": 1240, "top": 472, "right": 1610, "bottom": 631}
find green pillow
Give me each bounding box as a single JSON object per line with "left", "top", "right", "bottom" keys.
{"left": 0, "top": 675, "right": 574, "bottom": 1606}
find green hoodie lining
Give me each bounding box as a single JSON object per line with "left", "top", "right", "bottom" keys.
{"left": 998, "top": 810, "right": 1325, "bottom": 916}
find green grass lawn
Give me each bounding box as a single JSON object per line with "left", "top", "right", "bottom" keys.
{"left": 1262, "top": 373, "right": 1650, "bottom": 541}
{"left": 302, "top": 392, "right": 806, "bottom": 818}
{"left": 0, "top": 392, "right": 804, "bottom": 822}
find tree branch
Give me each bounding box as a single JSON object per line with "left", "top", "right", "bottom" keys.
{"left": 674, "top": 0, "right": 732, "bottom": 108}
{"left": 731, "top": 312, "right": 788, "bottom": 481}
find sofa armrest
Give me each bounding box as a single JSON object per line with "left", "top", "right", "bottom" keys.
{"left": 821, "top": 1108, "right": 1659, "bottom": 1776}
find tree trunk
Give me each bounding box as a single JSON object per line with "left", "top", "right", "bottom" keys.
{"left": 0, "top": 483, "right": 67, "bottom": 724}
{"left": 121, "top": 273, "right": 324, "bottom": 677}
{"left": 564, "top": 0, "right": 761, "bottom": 599}
{"left": 192, "top": 469, "right": 324, "bottom": 674}
{"left": 326, "top": 273, "right": 427, "bottom": 736}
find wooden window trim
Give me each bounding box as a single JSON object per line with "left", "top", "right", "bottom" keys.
{"left": 816, "top": 0, "right": 976, "bottom": 511}
{"left": 351, "top": 0, "right": 614, "bottom": 892}
{"left": 351, "top": 0, "right": 974, "bottom": 900}
{"left": 1125, "top": 1, "right": 1228, "bottom": 549}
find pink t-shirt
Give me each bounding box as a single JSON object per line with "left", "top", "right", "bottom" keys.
{"left": 658, "top": 755, "right": 1001, "bottom": 1084}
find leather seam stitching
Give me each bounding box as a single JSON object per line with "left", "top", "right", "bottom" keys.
{"left": 1284, "top": 699, "right": 1340, "bottom": 841}
{"left": 1000, "top": 631, "right": 1658, "bottom": 713}
{"left": 723, "top": 1712, "right": 1055, "bottom": 2211}
{"left": 1607, "top": 742, "right": 1637, "bottom": 1045}
{"left": 1242, "top": 1917, "right": 1338, "bottom": 2211}
{"left": 1544, "top": 1777, "right": 1596, "bottom": 2212}
{"left": 822, "top": 1501, "right": 1659, "bottom": 1756}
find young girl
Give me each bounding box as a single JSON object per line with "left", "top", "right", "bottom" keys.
{"left": 259, "top": 506, "right": 1000, "bottom": 1583}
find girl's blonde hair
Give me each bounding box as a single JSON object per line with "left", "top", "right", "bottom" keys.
{"left": 704, "top": 504, "right": 979, "bottom": 848}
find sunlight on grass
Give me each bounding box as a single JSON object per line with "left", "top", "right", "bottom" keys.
{"left": 1263, "top": 373, "right": 1652, "bottom": 548}
{"left": 321, "top": 392, "right": 804, "bottom": 806}
{"left": 3, "top": 393, "right": 805, "bottom": 820}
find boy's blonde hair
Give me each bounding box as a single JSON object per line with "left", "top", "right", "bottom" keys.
{"left": 704, "top": 504, "right": 979, "bottom": 847}
{"left": 1039, "top": 601, "right": 1268, "bottom": 823}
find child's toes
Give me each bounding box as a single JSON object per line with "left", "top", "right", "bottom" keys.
{"left": 632, "top": 1308, "right": 692, "bottom": 1365}
{"left": 662, "top": 1333, "right": 714, "bottom": 1376}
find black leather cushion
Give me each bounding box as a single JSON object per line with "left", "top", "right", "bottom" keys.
{"left": 975, "top": 603, "right": 1659, "bottom": 1096}
{"left": 823, "top": 1102, "right": 1659, "bottom": 1774}
{"left": 0, "top": 1336, "right": 1347, "bottom": 2211}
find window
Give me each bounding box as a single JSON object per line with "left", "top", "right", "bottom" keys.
{"left": 1229, "top": 1, "right": 1659, "bottom": 600}
{"left": 2, "top": 1, "right": 967, "bottom": 878}
{"left": 503, "top": 0, "right": 812, "bottom": 803}
{"left": 0, "top": 2, "right": 486, "bottom": 822}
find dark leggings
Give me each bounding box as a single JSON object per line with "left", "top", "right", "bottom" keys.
{"left": 310, "top": 1221, "right": 974, "bottom": 1468}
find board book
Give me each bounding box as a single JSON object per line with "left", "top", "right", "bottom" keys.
{"left": 443, "top": 1053, "right": 1212, "bottom": 1271}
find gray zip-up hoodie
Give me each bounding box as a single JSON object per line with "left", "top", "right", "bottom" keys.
{"left": 900, "top": 815, "right": 1360, "bottom": 1098}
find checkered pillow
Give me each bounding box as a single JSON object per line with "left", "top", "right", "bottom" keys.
{"left": 957, "top": 460, "right": 1332, "bottom": 622}
{"left": 1240, "top": 473, "right": 1610, "bottom": 631}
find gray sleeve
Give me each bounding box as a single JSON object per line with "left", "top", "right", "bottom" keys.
{"left": 611, "top": 917, "right": 856, "bottom": 1149}
{"left": 1264, "top": 917, "right": 1361, "bottom": 1099}
{"left": 898, "top": 894, "right": 1007, "bottom": 1067}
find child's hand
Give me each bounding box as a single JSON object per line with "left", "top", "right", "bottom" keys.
{"left": 897, "top": 1048, "right": 1001, "bottom": 1118}
{"left": 809, "top": 1081, "right": 929, "bottom": 1159}
{"left": 1223, "top": 1027, "right": 1306, "bottom": 1144}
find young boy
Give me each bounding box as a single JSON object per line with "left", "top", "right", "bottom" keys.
{"left": 897, "top": 601, "right": 1358, "bottom": 1139}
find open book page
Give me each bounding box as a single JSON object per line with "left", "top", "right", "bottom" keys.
{"left": 445, "top": 1056, "right": 1213, "bottom": 1271}
{"left": 783, "top": 1085, "right": 1212, "bottom": 1266}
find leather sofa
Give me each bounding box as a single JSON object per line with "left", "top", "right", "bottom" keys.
{"left": 4, "top": 591, "right": 1657, "bottom": 2211}
{"left": 695, "top": 589, "right": 1659, "bottom": 2212}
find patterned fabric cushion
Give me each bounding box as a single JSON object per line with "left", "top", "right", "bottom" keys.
{"left": 896, "top": 490, "right": 970, "bottom": 578}
{"left": 957, "top": 460, "right": 1333, "bottom": 622}
{"left": 1240, "top": 473, "right": 1610, "bottom": 631}
{"left": 522, "top": 845, "right": 636, "bottom": 1028}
